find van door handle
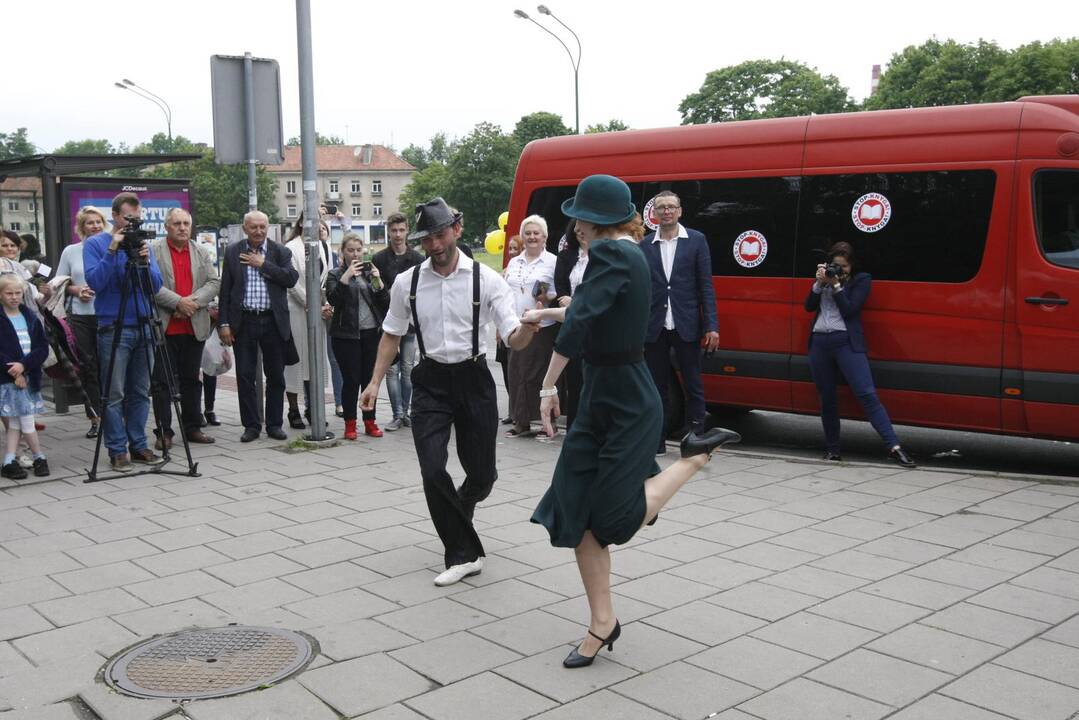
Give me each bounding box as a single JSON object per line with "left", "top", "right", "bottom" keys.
{"left": 1025, "top": 296, "right": 1069, "bottom": 306}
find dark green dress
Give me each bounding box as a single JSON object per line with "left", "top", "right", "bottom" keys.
{"left": 531, "top": 237, "right": 663, "bottom": 548}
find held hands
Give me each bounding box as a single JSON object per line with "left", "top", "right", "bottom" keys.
{"left": 239, "top": 251, "right": 265, "bottom": 269}
{"left": 175, "top": 297, "right": 198, "bottom": 317}
{"left": 521, "top": 308, "right": 545, "bottom": 325}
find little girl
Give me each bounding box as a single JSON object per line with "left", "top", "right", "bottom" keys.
{"left": 0, "top": 274, "right": 49, "bottom": 478}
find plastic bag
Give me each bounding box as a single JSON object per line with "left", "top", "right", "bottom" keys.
{"left": 201, "top": 328, "right": 233, "bottom": 376}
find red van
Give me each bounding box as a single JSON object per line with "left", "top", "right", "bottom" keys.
{"left": 507, "top": 95, "right": 1079, "bottom": 441}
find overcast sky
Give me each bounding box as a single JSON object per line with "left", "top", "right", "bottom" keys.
{"left": 4, "top": 1, "right": 1071, "bottom": 156}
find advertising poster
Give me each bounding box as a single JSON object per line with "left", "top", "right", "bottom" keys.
{"left": 59, "top": 178, "right": 193, "bottom": 247}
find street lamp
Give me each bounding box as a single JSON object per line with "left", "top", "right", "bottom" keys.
{"left": 514, "top": 6, "right": 581, "bottom": 133}
{"left": 114, "top": 78, "right": 173, "bottom": 142}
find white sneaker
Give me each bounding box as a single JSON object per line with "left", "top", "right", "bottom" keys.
{"left": 433, "top": 558, "right": 483, "bottom": 587}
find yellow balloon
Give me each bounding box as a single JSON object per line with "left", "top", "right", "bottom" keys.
{"left": 485, "top": 229, "right": 506, "bottom": 255}
{"left": 498, "top": 211, "right": 509, "bottom": 231}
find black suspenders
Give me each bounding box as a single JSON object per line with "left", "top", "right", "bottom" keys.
{"left": 409, "top": 258, "right": 482, "bottom": 362}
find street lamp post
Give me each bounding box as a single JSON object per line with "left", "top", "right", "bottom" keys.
{"left": 514, "top": 6, "right": 581, "bottom": 133}
{"left": 114, "top": 79, "right": 173, "bottom": 142}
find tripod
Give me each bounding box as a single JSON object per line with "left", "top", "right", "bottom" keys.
{"left": 86, "top": 253, "right": 200, "bottom": 483}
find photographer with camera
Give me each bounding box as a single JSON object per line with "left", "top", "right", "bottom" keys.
{"left": 83, "top": 192, "right": 164, "bottom": 472}
{"left": 805, "top": 241, "right": 914, "bottom": 467}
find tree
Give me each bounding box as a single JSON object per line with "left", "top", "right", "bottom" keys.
{"left": 286, "top": 132, "right": 345, "bottom": 146}
{"left": 679, "top": 59, "right": 853, "bottom": 124}
{"left": 0, "top": 128, "right": 36, "bottom": 160}
{"left": 585, "top": 119, "right": 630, "bottom": 134}
{"left": 866, "top": 39, "right": 1007, "bottom": 110}
{"left": 398, "top": 163, "right": 451, "bottom": 217}
{"left": 983, "top": 39, "right": 1079, "bottom": 101}
{"left": 53, "top": 138, "right": 121, "bottom": 155}
{"left": 445, "top": 123, "right": 520, "bottom": 239}
{"left": 401, "top": 143, "right": 428, "bottom": 171}
{"left": 513, "top": 111, "right": 572, "bottom": 147}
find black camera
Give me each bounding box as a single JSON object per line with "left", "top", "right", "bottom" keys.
{"left": 824, "top": 262, "right": 844, "bottom": 279}
{"left": 120, "top": 214, "right": 156, "bottom": 264}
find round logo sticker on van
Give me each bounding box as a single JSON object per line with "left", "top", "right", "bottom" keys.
{"left": 642, "top": 197, "right": 659, "bottom": 231}
{"left": 733, "top": 230, "right": 768, "bottom": 268}
{"left": 852, "top": 193, "right": 892, "bottom": 232}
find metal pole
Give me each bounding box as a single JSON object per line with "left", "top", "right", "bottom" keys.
{"left": 243, "top": 53, "right": 258, "bottom": 211}
{"left": 296, "top": 0, "right": 328, "bottom": 440}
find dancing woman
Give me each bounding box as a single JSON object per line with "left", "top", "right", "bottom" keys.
{"left": 525, "top": 175, "right": 740, "bottom": 669}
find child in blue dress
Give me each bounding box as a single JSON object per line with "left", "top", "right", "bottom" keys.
{"left": 0, "top": 274, "right": 49, "bottom": 478}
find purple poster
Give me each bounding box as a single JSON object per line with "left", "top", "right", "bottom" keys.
{"left": 60, "top": 178, "right": 192, "bottom": 246}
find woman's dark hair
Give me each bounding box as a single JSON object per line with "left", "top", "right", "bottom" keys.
{"left": 19, "top": 234, "right": 42, "bottom": 261}
{"left": 562, "top": 218, "right": 579, "bottom": 252}
{"left": 826, "top": 241, "right": 855, "bottom": 266}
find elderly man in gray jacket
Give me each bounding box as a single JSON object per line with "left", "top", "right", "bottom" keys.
{"left": 150, "top": 208, "right": 221, "bottom": 447}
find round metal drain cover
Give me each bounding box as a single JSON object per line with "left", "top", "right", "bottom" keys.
{"left": 104, "top": 626, "right": 315, "bottom": 700}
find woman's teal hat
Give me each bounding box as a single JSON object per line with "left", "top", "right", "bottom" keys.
{"left": 561, "top": 174, "right": 636, "bottom": 225}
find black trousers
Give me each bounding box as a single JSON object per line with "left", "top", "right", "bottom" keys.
{"left": 410, "top": 357, "right": 498, "bottom": 568}
{"left": 203, "top": 374, "right": 217, "bottom": 411}
{"left": 234, "top": 313, "right": 286, "bottom": 432}
{"left": 646, "top": 328, "right": 707, "bottom": 450}
{"left": 151, "top": 333, "right": 206, "bottom": 436}
{"left": 68, "top": 314, "right": 102, "bottom": 420}
{"left": 331, "top": 330, "right": 379, "bottom": 421}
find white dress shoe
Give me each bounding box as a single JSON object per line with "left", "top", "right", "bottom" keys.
{"left": 433, "top": 558, "right": 484, "bottom": 587}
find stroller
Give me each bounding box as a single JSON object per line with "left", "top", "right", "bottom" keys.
{"left": 38, "top": 277, "right": 96, "bottom": 423}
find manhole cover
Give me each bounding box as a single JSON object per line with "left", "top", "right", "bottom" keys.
{"left": 104, "top": 626, "right": 315, "bottom": 700}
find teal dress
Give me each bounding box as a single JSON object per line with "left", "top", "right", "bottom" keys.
{"left": 531, "top": 238, "right": 663, "bottom": 548}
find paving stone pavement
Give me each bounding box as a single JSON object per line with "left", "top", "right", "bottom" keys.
{"left": 2, "top": 371, "right": 1079, "bottom": 719}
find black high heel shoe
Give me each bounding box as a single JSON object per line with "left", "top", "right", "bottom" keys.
{"left": 679, "top": 428, "right": 742, "bottom": 458}
{"left": 563, "top": 620, "right": 621, "bottom": 669}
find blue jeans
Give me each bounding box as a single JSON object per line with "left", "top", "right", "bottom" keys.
{"left": 386, "top": 332, "right": 417, "bottom": 419}
{"left": 97, "top": 325, "right": 154, "bottom": 457}
{"left": 809, "top": 331, "right": 900, "bottom": 453}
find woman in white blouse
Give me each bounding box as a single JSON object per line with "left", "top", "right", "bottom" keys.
{"left": 503, "top": 215, "right": 557, "bottom": 437}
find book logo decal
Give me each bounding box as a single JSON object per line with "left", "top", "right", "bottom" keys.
{"left": 733, "top": 230, "right": 768, "bottom": 268}
{"left": 852, "top": 192, "right": 892, "bottom": 232}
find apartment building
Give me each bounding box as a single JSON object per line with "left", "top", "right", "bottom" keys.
{"left": 268, "top": 144, "right": 415, "bottom": 244}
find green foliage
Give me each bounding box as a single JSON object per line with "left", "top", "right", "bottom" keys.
{"left": 679, "top": 59, "right": 853, "bottom": 123}
{"left": 286, "top": 133, "right": 345, "bottom": 146}
{"left": 143, "top": 150, "right": 279, "bottom": 228}
{"left": 866, "top": 39, "right": 1007, "bottom": 109}
{"left": 0, "top": 128, "right": 36, "bottom": 160}
{"left": 513, "top": 112, "right": 572, "bottom": 147}
{"left": 398, "top": 162, "right": 450, "bottom": 217}
{"left": 585, "top": 119, "right": 630, "bottom": 134}
{"left": 401, "top": 143, "right": 428, "bottom": 171}
{"left": 53, "top": 138, "right": 124, "bottom": 155}
{"left": 983, "top": 38, "right": 1079, "bottom": 101}
{"left": 446, "top": 122, "right": 520, "bottom": 239}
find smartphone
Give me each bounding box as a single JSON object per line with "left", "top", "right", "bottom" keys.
{"left": 531, "top": 280, "right": 550, "bottom": 298}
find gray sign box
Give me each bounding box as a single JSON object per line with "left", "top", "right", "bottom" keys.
{"left": 210, "top": 54, "right": 285, "bottom": 165}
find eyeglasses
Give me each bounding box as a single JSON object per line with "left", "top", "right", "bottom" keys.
{"left": 654, "top": 204, "right": 680, "bottom": 212}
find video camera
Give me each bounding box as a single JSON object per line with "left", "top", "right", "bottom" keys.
{"left": 120, "top": 214, "right": 156, "bottom": 265}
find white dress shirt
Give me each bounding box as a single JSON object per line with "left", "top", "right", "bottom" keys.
{"left": 503, "top": 250, "right": 558, "bottom": 327}
{"left": 653, "top": 223, "right": 689, "bottom": 330}
{"left": 383, "top": 251, "right": 521, "bottom": 364}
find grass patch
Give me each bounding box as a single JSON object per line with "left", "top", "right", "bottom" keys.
{"left": 472, "top": 250, "right": 505, "bottom": 272}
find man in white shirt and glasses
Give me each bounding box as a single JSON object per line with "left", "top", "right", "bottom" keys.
{"left": 361, "top": 198, "right": 539, "bottom": 586}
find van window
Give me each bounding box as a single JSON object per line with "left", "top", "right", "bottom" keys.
{"left": 640, "top": 178, "right": 799, "bottom": 279}
{"left": 798, "top": 170, "right": 997, "bottom": 283}
{"left": 525, "top": 177, "right": 800, "bottom": 278}
{"left": 1034, "top": 170, "right": 1079, "bottom": 270}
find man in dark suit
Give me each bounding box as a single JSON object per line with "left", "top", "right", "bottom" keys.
{"left": 217, "top": 211, "right": 300, "bottom": 442}
{"left": 641, "top": 191, "right": 719, "bottom": 454}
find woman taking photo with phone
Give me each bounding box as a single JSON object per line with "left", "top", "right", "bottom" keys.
{"left": 806, "top": 241, "right": 915, "bottom": 467}
{"left": 503, "top": 215, "right": 557, "bottom": 438}
{"left": 325, "top": 232, "right": 388, "bottom": 440}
